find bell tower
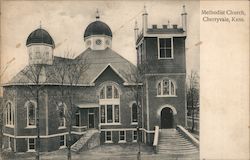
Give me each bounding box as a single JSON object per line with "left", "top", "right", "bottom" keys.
{"left": 135, "top": 6, "right": 188, "bottom": 142}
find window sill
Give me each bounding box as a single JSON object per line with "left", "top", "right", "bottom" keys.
{"left": 5, "top": 125, "right": 14, "bottom": 128}
{"left": 101, "top": 123, "right": 121, "bottom": 126}
{"left": 130, "top": 122, "right": 138, "bottom": 125}
{"left": 118, "top": 140, "right": 126, "bottom": 143}
{"left": 105, "top": 141, "right": 113, "bottom": 144}
{"left": 27, "top": 150, "right": 36, "bottom": 152}
{"left": 25, "top": 126, "right": 36, "bottom": 129}
{"left": 59, "top": 146, "right": 66, "bottom": 149}
{"left": 156, "top": 95, "right": 177, "bottom": 98}
{"left": 158, "top": 57, "right": 174, "bottom": 60}
{"left": 58, "top": 126, "right": 66, "bottom": 129}
{"left": 132, "top": 140, "right": 137, "bottom": 143}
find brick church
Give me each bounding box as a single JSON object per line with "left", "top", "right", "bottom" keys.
{"left": 2, "top": 7, "right": 188, "bottom": 152}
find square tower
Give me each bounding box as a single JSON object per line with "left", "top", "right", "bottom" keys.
{"left": 135, "top": 6, "right": 187, "bottom": 144}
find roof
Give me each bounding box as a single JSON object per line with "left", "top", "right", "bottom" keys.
{"left": 75, "top": 102, "right": 99, "bottom": 108}
{"left": 26, "top": 28, "right": 55, "bottom": 48}
{"left": 84, "top": 21, "right": 112, "bottom": 39}
{"left": 147, "top": 28, "right": 185, "bottom": 34}
{"left": 5, "top": 48, "right": 136, "bottom": 86}
{"left": 76, "top": 48, "right": 136, "bottom": 84}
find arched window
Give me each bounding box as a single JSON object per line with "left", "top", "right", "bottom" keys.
{"left": 5, "top": 102, "right": 14, "bottom": 126}
{"left": 157, "top": 79, "right": 176, "bottom": 96}
{"left": 26, "top": 101, "right": 36, "bottom": 127}
{"left": 99, "top": 83, "right": 120, "bottom": 124}
{"left": 58, "top": 103, "right": 66, "bottom": 128}
{"left": 100, "top": 84, "right": 119, "bottom": 99}
{"left": 131, "top": 103, "right": 138, "bottom": 124}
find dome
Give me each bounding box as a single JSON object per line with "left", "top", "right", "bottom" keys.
{"left": 26, "top": 28, "right": 55, "bottom": 48}
{"left": 84, "top": 21, "right": 112, "bottom": 40}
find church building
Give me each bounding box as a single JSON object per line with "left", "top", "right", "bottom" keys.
{"left": 2, "top": 6, "right": 188, "bottom": 153}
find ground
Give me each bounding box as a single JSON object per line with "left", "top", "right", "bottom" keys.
{"left": 1, "top": 143, "right": 199, "bottom": 160}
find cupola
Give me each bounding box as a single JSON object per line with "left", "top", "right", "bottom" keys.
{"left": 26, "top": 26, "right": 55, "bottom": 65}
{"left": 83, "top": 10, "right": 112, "bottom": 50}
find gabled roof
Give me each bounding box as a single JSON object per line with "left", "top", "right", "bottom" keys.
{"left": 76, "top": 48, "right": 136, "bottom": 85}
{"left": 4, "top": 48, "right": 136, "bottom": 86}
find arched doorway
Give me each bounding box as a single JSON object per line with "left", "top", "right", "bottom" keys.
{"left": 161, "top": 107, "right": 174, "bottom": 129}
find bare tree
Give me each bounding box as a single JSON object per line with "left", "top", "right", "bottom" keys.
{"left": 123, "top": 63, "right": 150, "bottom": 160}
{"left": 21, "top": 64, "right": 48, "bottom": 160}
{"left": 186, "top": 70, "right": 199, "bottom": 132}
{"left": 49, "top": 52, "right": 88, "bottom": 160}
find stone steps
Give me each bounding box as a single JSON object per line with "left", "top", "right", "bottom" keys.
{"left": 71, "top": 129, "right": 99, "bottom": 152}
{"left": 157, "top": 128, "right": 199, "bottom": 155}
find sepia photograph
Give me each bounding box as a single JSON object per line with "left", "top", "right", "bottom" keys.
{"left": 0, "top": 0, "right": 248, "bottom": 160}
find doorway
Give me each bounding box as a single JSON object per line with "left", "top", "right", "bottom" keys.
{"left": 161, "top": 107, "right": 174, "bottom": 129}
{"left": 88, "top": 109, "right": 95, "bottom": 128}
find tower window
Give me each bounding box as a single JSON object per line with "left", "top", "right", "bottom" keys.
{"left": 158, "top": 38, "right": 173, "bottom": 59}
{"left": 35, "top": 47, "right": 41, "bottom": 58}
{"left": 157, "top": 79, "right": 176, "bottom": 96}
{"left": 96, "top": 39, "right": 102, "bottom": 45}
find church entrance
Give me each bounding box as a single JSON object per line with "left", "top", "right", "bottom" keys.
{"left": 88, "top": 109, "right": 95, "bottom": 129}
{"left": 161, "top": 107, "right": 174, "bottom": 129}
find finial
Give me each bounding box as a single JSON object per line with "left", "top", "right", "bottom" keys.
{"left": 134, "top": 20, "right": 138, "bottom": 30}
{"left": 167, "top": 20, "right": 170, "bottom": 26}
{"left": 182, "top": 5, "right": 186, "bottom": 13}
{"left": 96, "top": 9, "right": 100, "bottom": 20}
{"left": 39, "top": 21, "right": 42, "bottom": 29}
{"left": 143, "top": 5, "right": 147, "bottom": 14}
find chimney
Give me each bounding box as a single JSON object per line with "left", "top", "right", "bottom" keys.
{"left": 181, "top": 5, "right": 187, "bottom": 32}
{"left": 172, "top": 24, "right": 178, "bottom": 29}
{"left": 162, "top": 25, "right": 168, "bottom": 29}
{"left": 142, "top": 5, "right": 148, "bottom": 35}
{"left": 152, "top": 25, "right": 157, "bottom": 29}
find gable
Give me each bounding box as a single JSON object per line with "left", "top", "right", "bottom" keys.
{"left": 93, "top": 65, "right": 125, "bottom": 85}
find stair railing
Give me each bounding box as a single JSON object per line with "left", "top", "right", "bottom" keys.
{"left": 153, "top": 126, "right": 159, "bottom": 154}
{"left": 176, "top": 125, "right": 199, "bottom": 148}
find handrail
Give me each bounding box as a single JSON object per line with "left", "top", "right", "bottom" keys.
{"left": 153, "top": 126, "right": 159, "bottom": 153}
{"left": 177, "top": 125, "right": 199, "bottom": 147}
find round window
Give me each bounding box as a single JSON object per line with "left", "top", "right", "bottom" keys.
{"left": 105, "top": 40, "right": 110, "bottom": 45}
{"left": 96, "top": 39, "right": 102, "bottom": 45}
{"left": 87, "top": 40, "right": 91, "bottom": 46}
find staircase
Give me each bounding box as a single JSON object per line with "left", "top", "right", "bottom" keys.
{"left": 71, "top": 129, "right": 99, "bottom": 153}
{"left": 158, "top": 129, "right": 199, "bottom": 155}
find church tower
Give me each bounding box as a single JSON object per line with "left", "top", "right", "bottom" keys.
{"left": 83, "top": 10, "right": 112, "bottom": 50}
{"left": 135, "top": 6, "right": 188, "bottom": 143}
{"left": 26, "top": 26, "right": 55, "bottom": 65}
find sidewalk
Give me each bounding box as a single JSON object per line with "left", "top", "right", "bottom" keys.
{"left": 3, "top": 143, "right": 199, "bottom": 160}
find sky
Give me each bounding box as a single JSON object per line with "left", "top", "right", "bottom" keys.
{"left": 1, "top": 0, "right": 200, "bottom": 84}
